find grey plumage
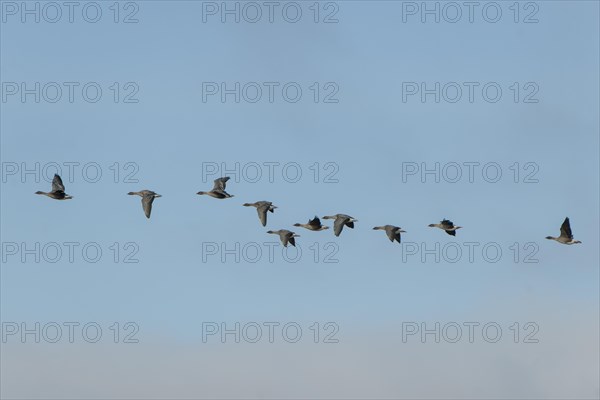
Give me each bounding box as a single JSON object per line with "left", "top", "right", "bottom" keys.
{"left": 267, "top": 229, "right": 300, "bottom": 247}
{"left": 128, "top": 190, "right": 162, "bottom": 219}
{"left": 294, "top": 216, "right": 329, "bottom": 231}
{"left": 243, "top": 201, "right": 277, "bottom": 226}
{"left": 373, "top": 225, "right": 406, "bottom": 243}
{"left": 35, "top": 174, "right": 73, "bottom": 200}
{"left": 322, "top": 214, "right": 358, "bottom": 237}
{"left": 197, "top": 177, "right": 234, "bottom": 199}
{"left": 428, "top": 219, "right": 462, "bottom": 236}
{"left": 546, "top": 217, "right": 582, "bottom": 245}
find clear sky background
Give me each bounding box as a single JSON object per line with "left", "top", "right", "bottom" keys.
{"left": 1, "top": 1, "right": 599, "bottom": 398}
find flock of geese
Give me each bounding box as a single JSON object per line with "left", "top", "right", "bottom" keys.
{"left": 36, "top": 174, "right": 583, "bottom": 246}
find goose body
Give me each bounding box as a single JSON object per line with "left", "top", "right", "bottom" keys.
{"left": 197, "top": 177, "right": 234, "bottom": 199}
{"left": 267, "top": 229, "right": 300, "bottom": 247}
{"left": 428, "top": 219, "right": 461, "bottom": 236}
{"left": 243, "top": 201, "right": 277, "bottom": 226}
{"left": 373, "top": 225, "right": 405, "bottom": 243}
{"left": 546, "top": 217, "right": 582, "bottom": 245}
{"left": 128, "top": 190, "right": 162, "bottom": 219}
{"left": 35, "top": 174, "right": 73, "bottom": 200}
{"left": 294, "top": 216, "right": 329, "bottom": 231}
{"left": 322, "top": 214, "right": 357, "bottom": 237}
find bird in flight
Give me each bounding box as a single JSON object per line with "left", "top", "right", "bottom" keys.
{"left": 243, "top": 201, "right": 277, "bottom": 226}
{"left": 428, "top": 219, "right": 462, "bottom": 236}
{"left": 294, "top": 216, "right": 329, "bottom": 231}
{"left": 267, "top": 229, "right": 300, "bottom": 247}
{"left": 546, "top": 217, "right": 582, "bottom": 245}
{"left": 35, "top": 174, "right": 73, "bottom": 200}
{"left": 197, "top": 177, "right": 234, "bottom": 199}
{"left": 373, "top": 225, "right": 406, "bottom": 243}
{"left": 322, "top": 214, "right": 358, "bottom": 237}
{"left": 128, "top": 190, "right": 162, "bottom": 219}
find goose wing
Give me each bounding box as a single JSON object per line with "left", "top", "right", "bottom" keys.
{"left": 212, "top": 189, "right": 230, "bottom": 198}
{"left": 256, "top": 204, "right": 270, "bottom": 226}
{"left": 277, "top": 231, "right": 289, "bottom": 247}
{"left": 441, "top": 219, "right": 454, "bottom": 229}
{"left": 333, "top": 217, "right": 346, "bottom": 236}
{"left": 280, "top": 231, "right": 295, "bottom": 247}
{"left": 142, "top": 194, "right": 155, "bottom": 218}
{"left": 288, "top": 236, "right": 296, "bottom": 247}
{"left": 385, "top": 227, "right": 397, "bottom": 242}
{"left": 213, "top": 177, "right": 229, "bottom": 191}
{"left": 394, "top": 231, "right": 401, "bottom": 243}
{"left": 560, "top": 217, "right": 573, "bottom": 239}
{"left": 51, "top": 174, "right": 66, "bottom": 192}
{"left": 308, "top": 216, "right": 322, "bottom": 228}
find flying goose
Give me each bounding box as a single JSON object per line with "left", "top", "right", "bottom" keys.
{"left": 428, "top": 219, "right": 462, "bottom": 236}
{"left": 373, "top": 225, "right": 406, "bottom": 243}
{"left": 197, "top": 177, "right": 234, "bottom": 199}
{"left": 267, "top": 229, "right": 300, "bottom": 247}
{"left": 294, "top": 216, "right": 329, "bottom": 231}
{"left": 243, "top": 201, "right": 277, "bottom": 226}
{"left": 322, "top": 214, "right": 358, "bottom": 237}
{"left": 128, "top": 190, "right": 162, "bottom": 219}
{"left": 546, "top": 217, "right": 582, "bottom": 245}
{"left": 35, "top": 174, "right": 73, "bottom": 200}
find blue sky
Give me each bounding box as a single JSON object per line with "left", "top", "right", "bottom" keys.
{"left": 1, "top": 1, "right": 599, "bottom": 398}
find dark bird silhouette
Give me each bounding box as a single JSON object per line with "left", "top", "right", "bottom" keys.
{"left": 35, "top": 174, "right": 73, "bottom": 200}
